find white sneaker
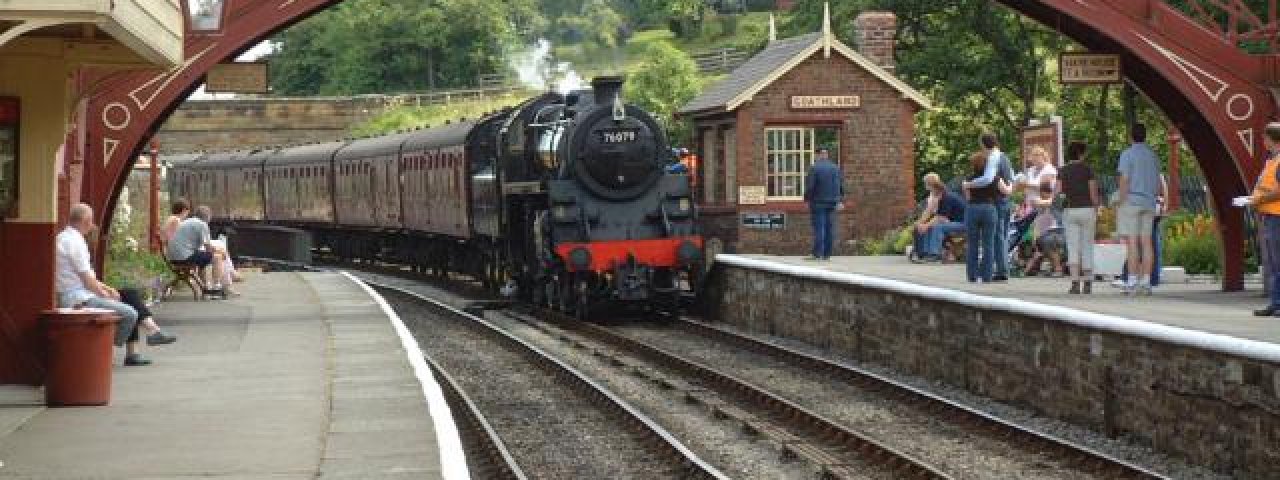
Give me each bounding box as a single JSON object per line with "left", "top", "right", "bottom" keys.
{"left": 1137, "top": 284, "right": 1153, "bottom": 296}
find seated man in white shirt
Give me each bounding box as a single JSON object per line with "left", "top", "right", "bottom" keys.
{"left": 56, "top": 203, "right": 150, "bottom": 366}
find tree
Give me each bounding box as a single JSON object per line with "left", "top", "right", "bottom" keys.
{"left": 556, "top": 0, "right": 626, "bottom": 48}
{"left": 624, "top": 41, "right": 702, "bottom": 143}
{"left": 268, "top": 0, "right": 535, "bottom": 95}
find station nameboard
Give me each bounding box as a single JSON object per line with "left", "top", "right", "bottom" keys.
{"left": 1059, "top": 53, "right": 1122, "bottom": 84}
{"left": 738, "top": 185, "right": 767, "bottom": 205}
{"left": 790, "top": 95, "right": 860, "bottom": 109}
{"left": 742, "top": 212, "right": 786, "bottom": 229}
{"left": 205, "top": 62, "right": 269, "bottom": 94}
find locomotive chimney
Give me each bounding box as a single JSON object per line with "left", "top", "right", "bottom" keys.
{"left": 592, "top": 76, "right": 624, "bottom": 106}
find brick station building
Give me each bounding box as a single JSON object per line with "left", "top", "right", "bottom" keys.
{"left": 678, "top": 11, "right": 929, "bottom": 255}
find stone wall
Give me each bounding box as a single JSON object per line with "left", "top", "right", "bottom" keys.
{"left": 705, "top": 260, "right": 1280, "bottom": 478}
{"left": 152, "top": 97, "right": 382, "bottom": 153}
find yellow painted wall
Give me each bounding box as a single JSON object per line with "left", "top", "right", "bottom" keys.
{"left": 0, "top": 38, "right": 150, "bottom": 223}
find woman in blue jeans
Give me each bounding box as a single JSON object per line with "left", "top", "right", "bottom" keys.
{"left": 964, "top": 152, "right": 1012, "bottom": 282}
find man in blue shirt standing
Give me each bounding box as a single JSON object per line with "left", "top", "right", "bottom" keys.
{"left": 1115, "top": 123, "right": 1165, "bottom": 295}
{"left": 805, "top": 147, "right": 844, "bottom": 260}
{"left": 963, "top": 134, "right": 1015, "bottom": 280}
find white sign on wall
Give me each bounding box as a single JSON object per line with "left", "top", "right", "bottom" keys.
{"left": 738, "top": 185, "right": 767, "bottom": 205}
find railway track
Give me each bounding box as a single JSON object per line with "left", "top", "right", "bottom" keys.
{"left": 339, "top": 265, "right": 1184, "bottom": 479}
{"left": 372, "top": 283, "right": 727, "bottom": 480}
{"left": 597, "top": 318, "right": 1172, "bottom": 480}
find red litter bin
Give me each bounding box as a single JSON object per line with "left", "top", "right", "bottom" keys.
{"left": 43, "top": 309, "right": 120, "bottom": 406}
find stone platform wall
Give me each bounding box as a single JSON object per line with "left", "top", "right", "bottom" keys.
{"left": 705, "top": 257, "right": 1280, "bottom": 478}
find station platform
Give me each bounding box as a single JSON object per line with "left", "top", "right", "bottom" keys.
{"left": 744, "top": 254, "right": 1280, "bottom": 344}
{"left": 0, "top": 271, "right": 463, "bottom": 479}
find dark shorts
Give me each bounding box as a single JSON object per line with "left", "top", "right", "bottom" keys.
{"left": 186, "top": 250, "right": 214, "bottom": 267}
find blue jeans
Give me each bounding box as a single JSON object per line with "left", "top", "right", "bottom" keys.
{"left": 915, "top": 222, "right": 966, "bottom": 257}
{"left": 1265, "top": 215, "right": 1280, "bottom": 307}
{"left": 810, "top": 205, "right": 836, "bottom": 258}
{"left": 993, "top": 201, "right": 1011, "bottom": 277}
{"left": 965, "top": 203, "right": 998, "bottom": 282}
{"left": 57, "top": 293, "right": 139, "bottom": 347}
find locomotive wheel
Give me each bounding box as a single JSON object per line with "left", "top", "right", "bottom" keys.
{"left": 574, "top": 277, "right": 591, "bottom": 322}
{"left": 558, "top": 275, "right": 573, "bottom": 313}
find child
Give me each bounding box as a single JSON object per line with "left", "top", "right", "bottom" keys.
{"left": 1024, "top": 181, "right": 1064, "bottom": 276}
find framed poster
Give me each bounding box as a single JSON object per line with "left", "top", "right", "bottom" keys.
{"left": 1021, "top": 117, "right": 1064, "bottom": 167}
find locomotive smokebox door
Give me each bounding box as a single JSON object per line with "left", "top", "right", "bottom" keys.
{"left": 570, "top": 77, "right": 667, "bottom": 203}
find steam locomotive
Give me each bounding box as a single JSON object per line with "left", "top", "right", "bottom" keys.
{"left": 168, "top": 77, "right": 703, "bottom": 318}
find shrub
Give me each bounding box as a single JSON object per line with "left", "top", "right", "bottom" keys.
{"left": 718, "top": 13, "right": 739, "bottom": 37}
{"left": 1163, "top": 229, "right": 1221, "bottom": 275}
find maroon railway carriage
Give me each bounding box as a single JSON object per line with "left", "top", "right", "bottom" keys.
{"left": 168, "top": 78, "right": 704, "bottom": 319}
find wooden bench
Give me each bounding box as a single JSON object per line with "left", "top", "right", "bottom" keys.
{"left": 161, "top": 243, "right": 206, "bottom": 301}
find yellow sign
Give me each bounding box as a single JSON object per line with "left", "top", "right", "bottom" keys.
{"left": 205, "top": 62, "right": 269, "bottom": 94}
{"left": 1060, "top": 53, "right": 1122, "bottom": 84}
{"left": 739, "top": 186, "right": 767, "bottom": 205}
{"left": 790, "top": 95, "right": 860, "bottom": 109}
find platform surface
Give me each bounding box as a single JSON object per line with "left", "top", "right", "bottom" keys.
{"left": 743, "top": 255, "right": 1280, "bottom": 344}
{"left": 0, "top": 271, "right": 449, "bottom": 479}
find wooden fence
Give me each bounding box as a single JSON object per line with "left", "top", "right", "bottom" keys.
{"left": 357, "top": 85, "right": 523, "bottom": 109}
{"left": 691, "top": 47, "right": 749, "bottom": 74}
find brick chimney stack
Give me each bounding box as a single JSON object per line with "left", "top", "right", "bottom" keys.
{"left": 854, "top": 11, "right": 897, "bottom": 73}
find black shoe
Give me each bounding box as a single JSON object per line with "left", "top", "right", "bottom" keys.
{"left": 146, "top": 331, "right": 177, "bottom": 346}
{"left": 1082, "top": 281, "right": 1092, "bottom": 294}
{"left": 124, "top": 354, "right": 152, "bottom": 366}
{"left": 1254, "top": 307, "right": 1279, "bottom": 317}
{"left": 1068, "top": 282, "right": 1080, "bottom": 294}
{"left": 991, "top": 275, "right": 1008, "bottom": 283}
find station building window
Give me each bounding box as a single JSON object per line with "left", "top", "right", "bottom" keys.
{"left": 765, "top": 127, "right": 840, "bottom": 200}
{"left": 765, "top": 127, "right": 812, "bottom": 200}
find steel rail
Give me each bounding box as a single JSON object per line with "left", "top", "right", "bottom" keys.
{"left": 420, "top": 352, "right": 528, "bottom": 480}
{"left": 369, "top": 282, "right": 729, "bottom": 480}
{"left": 676, "top": 318, "right": 1172, "bottom": 480}
{"left": 528, "top": 308, "right": 953, "bottom": 480}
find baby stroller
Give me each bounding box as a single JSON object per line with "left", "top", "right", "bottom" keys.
{"left": 1006, "top": 209, "right": 1038, "bottom": 274}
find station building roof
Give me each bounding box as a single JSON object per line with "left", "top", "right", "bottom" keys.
{"left": 678, "top": 30, "right": 931, "bottom": 118}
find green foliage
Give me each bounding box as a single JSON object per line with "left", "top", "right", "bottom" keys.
{"left": 1160, "top": 211, "right": 1221, "bottom": 275}
{"left": 624, "top": 41, "right": 703, "bottom": 141}
{"left": 891, "top": 225, "right": 914, "bottom": 254}
{"left": 349, "top": 92, "right": 529, "bottom": 136}
{"left": 553, "top": 0, "right": 627, "bottom": 48}
{"left": 857, "top": 225, "right": 911, "bottom": 255}
{"left": 105, "top": 204, "right": 171, "bottom": 296}
{"left": 106, "top": 249, "right": 172, "bottom": 293}
{"left": 270, "top": 0, "right": 534, "bottom": 95}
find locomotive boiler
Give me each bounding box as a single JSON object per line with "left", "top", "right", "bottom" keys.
{"left": 169, "top": 76, "right": 703, "bottom": 319}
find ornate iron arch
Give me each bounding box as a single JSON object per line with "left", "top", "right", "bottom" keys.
{"left": 80, "top": 0, "right": 1275, "bottom": 289}
{"left": 75, "top": 0, "right": 343, "bottom": 263}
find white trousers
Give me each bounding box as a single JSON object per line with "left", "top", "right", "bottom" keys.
{"left": 1063, "top": 207, "right": 1097, "bottom": 271}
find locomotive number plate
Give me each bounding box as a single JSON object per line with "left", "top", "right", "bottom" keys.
{"left": 599, "top": 129, "right": 638, "bottom": 144}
